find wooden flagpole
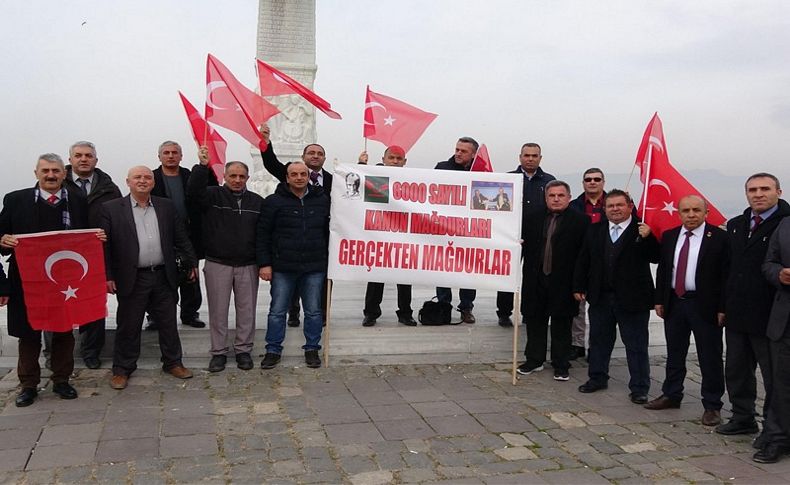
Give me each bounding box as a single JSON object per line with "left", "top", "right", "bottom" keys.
{"left": 511, "top": 291, "right": 521, "bottom": 386}
{"left": 323, "top": 279, "right": 333, "bottom": 367}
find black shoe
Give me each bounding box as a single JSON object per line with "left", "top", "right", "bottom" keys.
{"left": 260, "top": 353, "right": 281, "bottom": 369}
{"left": 630, "top": 393, "right": 649, "bottom": 405}
{"left": 754, "top": 432, "right": 769, "bottom": 450}
{"left": 578, "top": 380, "right": 608, "bottom": 393}
{"left": 83, "top": 357, "right": 101, "bottom": 369}
{"left": 208, "top": 355, "right": 227, "bottom": 373}
{"left": 15, "top": 388, "right": 38, "bottom": 407}
{"left": 498, "top": 316, "right": 513, "bottom": 327}
{"left": 398, "top": 315, "right": 418, "bottom": 326}
{"left": 305, "top": 350, "right": 321, "bottom": 368}
{"left": 236, "top": 352, "right": 253, "bottom": 371}
{"left": 553, "top": 370, "right": 570, "bottom": 381}
{"left": 715, "top": 419, "right": 759, "bottom": 435}
{"left": 569, "top": 345, "right": 585, "bottom": 360}
{"left": 516, "top": 363, "right": 543, "bottom": 375}
{"left": 362, "top": 316, "right": 377, "bottom": 327}
{"left": 182, "top": 318, "right": 206, "bottom": 328}
{"left": 287, "top": 315, "right": 301, "bottom": 327}
{"left": 753, "top": 443, "right": 789, "bottom": 464}
{"left": 52, "top": 382, "right": 78, "bottom": 400}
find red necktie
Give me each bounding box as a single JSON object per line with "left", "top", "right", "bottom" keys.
{"left": 674, "top": 231, "right": 692, "bottom": 297}
{"left": 47, "top": 194, "right": 58, "bottom": 205}
{"left": 750, "top": 215, "right": 763, "bottom": 236}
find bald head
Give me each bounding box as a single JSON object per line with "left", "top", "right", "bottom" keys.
{"left": 678, "top": 195, "right": 708, "bottom": 230}
{"left": 126, "top": 165, "right": 155, "bottom": 202}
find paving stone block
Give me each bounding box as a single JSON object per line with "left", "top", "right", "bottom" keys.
{"left": 0, "top": 428, "right": 40, "bottom": 451}
{"left": 40, "top": 422, "right": 102, "bottom": 445}
{"left": 0, "top": 448, "right": 30, "bottom": 472}
{"left": 26, "top": 442, "right": 96, "bottom": 470}
{"left": 325, "top": 422, "right": 384, "bottom": 444}
{"left": 340, "top": 455, "right": 379, "bottom": 475}
{"left": 365, "top": 403, "right": 421, "bottom": 422}
{"left": 96, "top": 437, "right": 159, "bottom": 463}
{"left": 538, "top": 468, "right": 611, "bottom": 484}
{"left": 548, "top": 412, "right": 586, "bottom": 429}
{"left": 349, "top": 470, "right": 394, "bottom": 485}
{"left": 474, "top": 413, "right": 533, "bottom": 433}
{"left": 494, "top": 447, "right": 537, "bottom": 461}
{"left": 374, "top": 418, "right": 435, "bottom": 441}
{"left": 160, "top": 433, "right": 217, "bottom": 458}
{"left": 161, "top": 416, "right": 216, "bottom": 436}
{"left": 499, "top": 432, "right": 532, "bottom": 447}
{"left": 412, "top": 401, "right": 467, "bottom": 418}
{"left": 272, "top": 459, "right": 307, "bottom": 476}
{"left": 398, "top": 467, "right": 438, "bottom": 483}
{"left": 0, "top": 413, "right": 49, "bottom": 430}
{"left": 427, "top": 415, "right": 485, "bottom": 436}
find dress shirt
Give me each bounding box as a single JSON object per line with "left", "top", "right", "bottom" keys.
{"left": 71, "top": 172, "right": 94, "bottom": 195}
{"left": 671, "top": 224, "right": 705, "bottom": 292}
{"left": 609, "top": 216, "right": 632, "bottom": 243}
{"left": 309, "top": 169, "right": 323, "bottom": 187}
{"left": 751, "top": 204, "right": 779, "bottom": 230}
{"left": 38, "top": 188, "right": 60, "bottom": 203}
{"left": 131, "top": 198, "right": 164, "bottom": 268}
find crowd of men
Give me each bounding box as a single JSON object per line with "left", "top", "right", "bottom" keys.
{"left": 0, "top": 128, "right": 789, "bottom": 464}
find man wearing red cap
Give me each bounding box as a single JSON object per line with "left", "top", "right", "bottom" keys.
{"left": 357, "top": 146, "right": 417, "bottom": 326}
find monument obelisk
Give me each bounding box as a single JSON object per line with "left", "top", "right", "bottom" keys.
{"left": 249, "top": 0, "right": 318, "bottom": 196}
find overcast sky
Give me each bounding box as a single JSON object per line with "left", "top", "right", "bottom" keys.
{"left": 1, "top": 0, "right": 788, "bottom": 208}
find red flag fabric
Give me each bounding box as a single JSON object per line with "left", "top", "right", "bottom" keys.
{"left": 179, "top": 91, "right": 227, "bottom": 183}
{"left": 14, "top": 230, "right": 107, "bottom": 331}
{"left": 634, "top": 113, "right": 726, "bottom": 240}
{"left": 470, "top": 144, "right": 493, "bottom": 172}
{"left": 206, "top": 54, "right": 279, "bottom": 150}
{"left": 363, "top": 86, "right": 437, "bottom": 153}
{"left": 256, "top": 59, "right": 342, "bottom": 119}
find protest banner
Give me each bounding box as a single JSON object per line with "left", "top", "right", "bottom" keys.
{"left": 328, "top": 164, "right": 523, "bottom": 291}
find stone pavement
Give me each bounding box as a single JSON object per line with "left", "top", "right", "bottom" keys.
{"left": 0, "top": 353, "right": 783, "bottom": 484}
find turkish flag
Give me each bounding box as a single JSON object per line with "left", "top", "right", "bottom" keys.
{"left": 14, "top": 230, "right": 107, "bottom": 331}
{"left": 256, "top": 59, "right": 342, "bottom": 119}
{"left": 179, "top": 91, "right": 227, "bottom": 183}
{"left": 634, "top": 113, "right": 726, "bottom": 240}
{"left": 363, "top": 86, "right": 437, "bottom": 153}
{"left": 206, "top": 54, "right": 279, "bottom": 150}
{"left": 470, "top": 144, "right": 493, "bottom": 172}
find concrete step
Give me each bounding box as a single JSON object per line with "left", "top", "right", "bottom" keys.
{"left": 0, "top": 280, "right": 668, "bottom": 366}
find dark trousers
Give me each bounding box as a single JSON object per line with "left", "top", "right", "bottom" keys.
{"left": 436, "top": 287, "right": 475, "bottom": 311}
{"left": 18, "top": 331, "right": 74, "bottom": 389}
{"left": 762, "top": 324, "right": 790, "bottom": 446}
{"left": 287, "top": 278, "right": 329, "bottom": 322}
{"left": 524, "top": 314, "right": 572, "bottom": 373}
{"left": 661, "top": 296, "right": 724, "bottom": 410}
{"left": 113, "top": 269, "right": 184, "bottom": 376}
{"left": 177, "top": 276, "right": 202, "bottom": 322}
{"left": 587, "top": 292, "right": 651, "bottom": 395}
{"left": 79, "top": 318, "right": 106, "bottom": 360}
{"left": 497, "top": 291, "right": 514, "bottom": 317}
{"left": 725, "top": 328, "right": 773, "bottom": 423}
{"left": 364, "top": 282, "right": 413, "bottom": 319}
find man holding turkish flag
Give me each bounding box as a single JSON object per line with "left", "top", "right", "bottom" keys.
{"left": 363, "top": 86, "right": 437, "bottom": 154}
{"left": 635, "top": 113, "right": 726, "bottom": 240}
{"left": 0, "top": 153, "right": 105, "bottom": 407}
{"left": 179, "top": 91, "right": 227, "bottom": 183}
{"left": 205, "top": 54, "right": 279, "bottom": 150}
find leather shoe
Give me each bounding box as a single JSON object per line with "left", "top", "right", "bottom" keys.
{"left": 208, "top": 355, "right": 227, "bottom": 373}
{"left": 643, "top": 395, "right": 681, "bottom": 410}
{"left": 460, "top": 310, "right": 476, "bottom": 324}
{"left": 167, "top": 365, "right": 194, "bottom": 379}
{"left": 305, "top": 350, "right": 321, "bottom": 368}
{"left": 15, "top": 388, "right": 38, "bottom": 407}
{"left": 287, "top": 315, "right": 301, "bottom": 327}
{"left": 110, "top": 374, "right": 128, "bottom": 390}
{"left": 362, "top": 316, "right": 377, "bottom": 327}
{"left": 753, "top": 443, "right": 789, "bottom": 464}
{"left": 702, "top": 409, "right": 722, "bottom": 426}
{"left": 398, "top": 315, "right": 418, "bottom": 326}
{"left": 261, "top": 352, "right": 281, "bottom": 369}
{"left": 578, "top": 380, "right": 607, "bottom": 393}
{"left": 715, "top": 419, "right": 759, "bottom": 435}
{"left": 629, "top": 393, "right": 648, "bottom": 405}
{"left": 498, "top": 316, "right": 513, "bottom": 327}
{"left": 83, "top": 357, "right": 101, "bottom": 369}
{"left": 182, "top": 318, "right": 206, "bottom": 328}
{"left": 52, "top": 382, "right": 78, "bottom": 400}
{"left": 236, "top": 352, "right": 253, "bottom": 371}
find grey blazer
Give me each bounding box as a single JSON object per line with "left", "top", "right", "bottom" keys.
{"left": 764, "top": 217, "right": 790, "bottom": 341}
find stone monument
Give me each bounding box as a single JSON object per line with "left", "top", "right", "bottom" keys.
{"left": 250, "top": 0, "right": 318, "bottom": 196}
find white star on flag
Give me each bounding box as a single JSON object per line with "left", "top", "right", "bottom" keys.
{"left": 61, "top": 286, "right": 79, "bottom": 300}
{"left": 383, "top": 115, "right": 396, "bottom": 126}
{"left": 661, "top": 201, "right": 677, "bottom": 215}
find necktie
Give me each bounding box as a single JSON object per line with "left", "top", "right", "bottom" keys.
{"left": 542, "top": 213, "right": 558, "bottom": 275}
{"left": 610, "top": 224, "right": 620, "bottom": 242}
{"left": 309, "top": 171, "right": 320, "bottom": 186}
{"left": 78, "top": 178, "right": 89, "bottom": 195}
{"left": 750, "top": 214, "right": 763, "bottom": 236}
{"left": 47, "top": 194, "right": 58, "bottom": 205}
{"left": 674, "top": 230, "right": 692, "bottom": 297}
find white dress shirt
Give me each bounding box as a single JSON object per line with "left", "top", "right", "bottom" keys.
{"left": 671, "top": 224, "right": 705, "bottom": 292}
{"left": 609, "top": 216, "right": 632, "bottom": 242}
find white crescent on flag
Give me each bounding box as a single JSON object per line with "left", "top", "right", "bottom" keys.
{"left": 648, "top": 135, "right": 664, "bottom": 152}
{"left": 645, "top": 178, "right": 672, "bottom": 210}
{"left": 363, "top": 101, "right": 386, "bottom": 126}
{"left": 206, "top": 81, "right": 240, "bottom": 111}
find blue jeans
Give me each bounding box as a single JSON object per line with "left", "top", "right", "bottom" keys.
{"left": 265, "top": 271, "right": 325, "bottom": 354}
{"left": 436, "top": 287, "right": 476, "bottom": 311}
{"left": 587, "top": 292, "right": 651, "bottom": 395}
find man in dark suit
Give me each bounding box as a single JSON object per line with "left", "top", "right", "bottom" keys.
{"left": 64, "top": 141, "right": 122, "bottom": 369}
{"left": 497, "top": 143, "right": 556, "bottom": 327}
{"left": 644, "top": 195, "right": 729, "bottom": 426}
{"left": 0, "top": 153, "right": 90, "bottom": 407}
{"left": 259, "top": 124, "right": 332, "bottom": 328}
{"left": 101, "top": 166, "right": 196, "bottom": 390}
{"left": 574, "top": 189, "right": 660, "bottom": 403}
{"left": 716, "top": 173, "right": 789, "bottom": 443}
{"left": 755, "top": 216, "right": 790, "bottom": 463}
{"left": 148, "top": 140, "right": 211, "bottom": 329}
{"left": 516, "top": 181, "right": 589, "bottom": 380}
